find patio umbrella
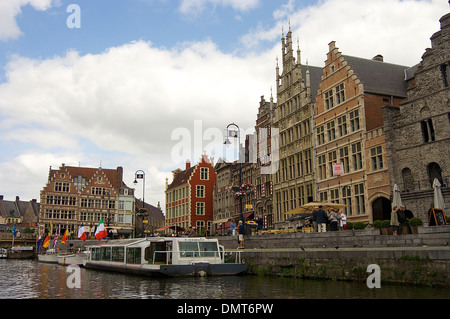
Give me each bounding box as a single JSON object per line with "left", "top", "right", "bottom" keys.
{"left": 284, "top": 201, "right": 347, "bottom": 216}
{"left": 433, "top": 178, "right": 445, "bottom": 209}
{"left": 392, "top": 184, "right": 402, "bottom": 208}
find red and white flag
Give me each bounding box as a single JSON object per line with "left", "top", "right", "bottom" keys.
{"left": 94, "top": 218, "right": 108, "bottom": 241}
{"left": 77, "top": 223, "right": 87, "bottom": 242}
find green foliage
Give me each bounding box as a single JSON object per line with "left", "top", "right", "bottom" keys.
{"left": 353, "top": 222, "right": 365, "bottom": 230}
{"left": 408, "top": 217, "right": 423, "bottom": 226}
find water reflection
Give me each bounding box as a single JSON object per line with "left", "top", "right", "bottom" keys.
{"left": 0, "top": 260, "right": 448, "bottom": 299}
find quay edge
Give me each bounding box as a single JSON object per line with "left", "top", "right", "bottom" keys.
{"left": 218, "top": 226, "right": 450, "bottom": 288}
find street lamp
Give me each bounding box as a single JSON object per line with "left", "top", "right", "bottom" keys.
{"left": 134, "top": 170, "right": 146, "bottom": 236}
{"left": 224, "top": 123, "right": 244, "bottom": 224}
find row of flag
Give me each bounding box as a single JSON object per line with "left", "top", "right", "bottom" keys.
{"left": 36, "top": 217, "right": 108, "bottom": 250}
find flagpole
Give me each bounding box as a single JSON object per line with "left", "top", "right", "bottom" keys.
{"left": 11, "top": 221, "right": 16, "bottom": 248}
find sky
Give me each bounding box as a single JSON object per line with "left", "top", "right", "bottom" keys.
{"left": 0, "top": 0, "right": 448, "bottom": 212}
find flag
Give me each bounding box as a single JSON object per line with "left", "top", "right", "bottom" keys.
{"left": 95, "top": 217, "right": 108, "bottom": 241}
{"left": 53, "top": 231, "right": 58, "bottom": 248}
{"left": 61, "top": 229, "right": 68, "bottom": 244}
{"left": 77, "top": 223, "right": 86, "bottom": 242}
{"left": 42, "top": 233, "right": 50, "bottom": 248}
{"left": 10, "top": 221, "right": 17, "bottom": 237}
{"left": 36, "top": 234, "right": 42, "bottom": 250}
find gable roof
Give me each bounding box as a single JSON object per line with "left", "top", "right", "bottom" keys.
{"left": 167, "top": 166, "right": 195, "bottom": 191}
{"left": 343, "top": 55, "right": 410, "bottom": 98}
{"left": 49, "top": 165, "right": 124, "bottom": 190}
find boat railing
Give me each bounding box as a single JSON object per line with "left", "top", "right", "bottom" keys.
{"left": 151, "top": 250, "right": 244, "bottom": 265}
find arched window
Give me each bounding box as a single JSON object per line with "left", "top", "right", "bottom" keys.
{"left": 427, "top": 162, "right": 443, "bottom": 187}
{"left": 401, "top": 167, "right": 414, "bottom": 191}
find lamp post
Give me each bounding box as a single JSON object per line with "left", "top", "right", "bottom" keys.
{"left": 224, "top": 123, "right": 244, "bottom": 224}
{"left": 134, "top": 170, "right": 146, "bottom": 237}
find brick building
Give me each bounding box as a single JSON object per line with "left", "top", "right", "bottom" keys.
{"left": 0, "top": 195, "right": 39, "bottom": 231}
{"left": 383, "top": 13, "right": 450, "bottom": 221}
{"left": 272, "top": 27, "right": 323, "bottom": 227}
{"left": 165, "top": 154, "right": 217, "bottom": 235}
{"left": 39, "top": 164, "right": 137, "bottom": 239}
{"left": 314, "top": 41, "right": 410, "bottom": 223}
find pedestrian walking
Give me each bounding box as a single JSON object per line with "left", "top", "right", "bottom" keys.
{"left": 397, "top": 205, "right": 406, "bottom": 235}
{"left": 237, "top": 221, "right": 245, "bottom": 249}
{"left": 339, "top": 210, "right": 347, "bottom": 230}
{"left": 390, "top": 206, "right": 399, "bottom": 235}
{"left": 328, "top": 209, "right": 339, "bottom": 231}
{"left": 316, "top": 206, "right": 328, "bottom": 232}
{"left": 312, "top": 206, "right": 318, "bottom": 232}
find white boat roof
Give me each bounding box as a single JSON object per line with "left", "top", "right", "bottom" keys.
{"left": 89, "top": 237, "right": 219, "bottom": 248}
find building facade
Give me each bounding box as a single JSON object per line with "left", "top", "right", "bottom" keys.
{"left": 165, "top": 155, "right": 217, "bottom": 235}
{"left": 272, "top": 27, "right": 322, "bottom": 227}
{"left": 0, "top": 195, "right": 39, "bottom": 231}
{"left": 39, "top": 164, "right": 136, "bottom": 239}
{"left": 383, "top": 13, "right": 450, "bottom": 221}
{"left": 253, "top": 95, "right": 275, "bottom": 228}
{"left": 212, "top": 161, "right": 235, "bottom": 234}
{"left": 314, "top": 41, "right": 409, "bottom": 223}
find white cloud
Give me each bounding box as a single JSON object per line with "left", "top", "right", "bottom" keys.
{"left": 0, "top": 39, "right": 274, "bottom": 206}
{"left": 241, "top": 0, "right": 448, "bottom": 67}
{"left": 0, "top": 0, "right": 56, "bottom": 41}
{"left": 178, "top": 0, "right": 260, "bottom": 16}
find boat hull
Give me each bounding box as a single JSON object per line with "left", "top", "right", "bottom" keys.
{"left": 38, "top": 254, "right": 58, "bottom": 263}
{"left": 57, "top": 253, "right": 87, "bottom": 266}
{"left": 84, "top": 260, "right": 247, "bottom": 277}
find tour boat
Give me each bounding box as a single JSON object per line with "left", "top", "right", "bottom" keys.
{"left": 83, "top": 237, "right": 246, "bottom": 277}
{"left": 37, "top": 249, "right": 58, "bottom": 263}
{"left": 57, "top": 252, "right": 88, "bottom": 266}
{"left": 0, "top": 248, "right": 7, "bottom": 259}
{"left": 8, "top": 246, "right": 35, "bottom": 259}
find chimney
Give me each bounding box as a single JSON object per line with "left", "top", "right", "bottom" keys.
{"left": 185, "top": 160, "right": 191, "bottom": 170}
{"left": 117, "top": 166, "right": 123, "bottom": 187}
{"left": 372, "top": 54, "right": 384, "bottom": 62}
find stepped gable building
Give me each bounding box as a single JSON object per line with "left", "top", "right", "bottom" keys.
{"left": 253, "top": 94, "right": 276, "bottom": 228}
{"left": 39, "top": 164, "right": 136, "bottom": 239}
{"left": 272, "top": 26, "right": 323, "bottom": 227}
{"left": 0, "top": 195, "right": 39, "bottom": 230}
{"left": 383, "top": 13, "right": 450, "bottom": 220}
{"left": 165, "top": 154, "right": 217, "bottom": 235}
{"left": 314, "top": 41, "right": 410, "bottom": 223}
{"left": 135, "top": 199, "right": 165, "bottom": 237}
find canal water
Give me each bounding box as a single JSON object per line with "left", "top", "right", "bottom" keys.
{"left": 0, "top": 259, "right": 448, "bottom": 300}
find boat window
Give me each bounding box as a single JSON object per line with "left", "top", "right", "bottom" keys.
{"left": 112, "top": 247, "right": 124, "bottom": 262}
{"left": 91, "top": 248, "right": 101, "bottom": 261}
{"left": 126, "top": 247, "right": 141, "bottom": 264}
{"left": 100, "top": 247, "right": 111, "bottom": 261}
{"left": 199, "top": 242, "right": 218, "bottom": 257}
{"left": 179, "top": 242, "right": 199, "bottom": 257}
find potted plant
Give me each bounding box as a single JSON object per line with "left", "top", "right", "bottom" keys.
{"left": 400, "top": 218, "right": 411, "bottom": 234}
{"left": 373, "top": 220, "right": 383, "bottom": 235}
{"left": 380, "top": 220, "right": 392, "bottom": 235}
{"left": 408, "top": 217, "right": 423, "bottom": 234}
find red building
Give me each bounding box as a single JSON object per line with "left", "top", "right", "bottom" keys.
{"left": 165, "top": 154, "right": 217, "bottom": 235}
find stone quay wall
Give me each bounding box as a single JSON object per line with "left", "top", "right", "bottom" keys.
{"left": 218, "top": 226, "right": 450, "bottom": 287}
